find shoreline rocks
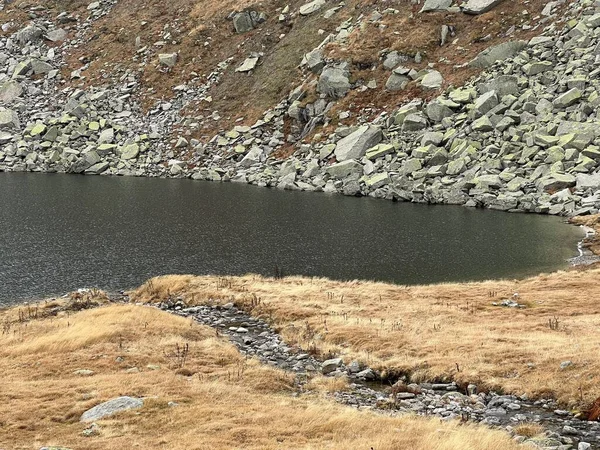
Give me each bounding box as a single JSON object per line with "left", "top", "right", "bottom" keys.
{"left": 1, "top": 0, "right": 600, "bottom": 223}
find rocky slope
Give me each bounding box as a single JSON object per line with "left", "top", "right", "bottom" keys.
{"left": 1, "top": 0, "right": 600, "bottom": 217}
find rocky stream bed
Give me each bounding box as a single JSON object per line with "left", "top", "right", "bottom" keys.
{"left": 149, "top": 298, "right": 600, "bottom": 450}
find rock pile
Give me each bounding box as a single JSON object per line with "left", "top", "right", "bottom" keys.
{"left": 188, "top": 0, "right": 600, "bottom": 218}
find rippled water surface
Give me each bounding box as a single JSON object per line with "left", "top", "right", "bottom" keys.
{"left": 0, "top": 173, "right": 583, "bottom": 304}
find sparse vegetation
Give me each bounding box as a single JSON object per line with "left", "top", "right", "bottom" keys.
{"left": 0, "top": 303, "right": 526, "bottom": 450}
{"left": 131, "top": 264, "right": 600, "bottom": 408}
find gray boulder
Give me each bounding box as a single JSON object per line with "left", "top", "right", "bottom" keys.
{"left": 120, "top": 143, "right": 140, "bottom": 160}
{"left": 383, "top": 51, "right": 408, "bottom": 70}
{"left": 240, "top": 146, "right": 264, "bottom": 167}
{"left": 356, "top": 368, "right": 376, "bottom": 380}
{"left": 576, "top": 173, "right": 600, "bottom": 190}
{"left": 385, "top": 73, "right": 410, "bottom": 91}
{"left": 553, "top": 88, "right": 582, "bottom": 109}
{"left": 473, "top": 90, "right": 498, "bottom": 116}
{"left": 421, "top": 0, "right": 452, "bottom": 13}
{"left": 158, "top": 53, "right": 178, "bottom": 67}
{"left": 45, "top": 29, "right": 67, "bottom": 42}
{"left": 421, "top": 70, "right": 443, "bottom": 89}
{"left": 327, "top": 160, "right": 363, "bottom": 178}
{"left": 538, "top": 174, "right": 576, "bottom": 192}
{"left": 233, "top": 12, "right": 254, "bottom": 33}
{"left": 556, "top": 121, "right": 600, "bottom": 141}
{"left": 334, "top": 125, "right": 382, "bottom": 161}
{"left": 300, "top": 0, "right": 326, "bottom": 15}
{"left": 31, "top": 60, "right": 53, "bottom": 75}
{"left": 236, "top": 55, "right": 260, "bottom": 73}
{"left": 403, "top": 113, "right": 428, "bottom": 131}
{"left": 321, "top": 357, "right": 343, "bottom": 374}
{"left": 318, "top": 65, "right": 350, "bottom": 98}
{"left": 80, "top": 396, "right": 144, "bottom": 422}
{"left": 523, "top": 61, "right": 553, "bottom": 76}
{"left": 469, "top": 41, "right": 527, "bottom": 68}
{"left": 426, "top": 101, "right": 453, "bottom": 122}
{"left": 85, "top": 162, "right": 110, "bottom": 174}
{"left": 480, "top": 75, "right": 518, "bottom": 98}
{"left": 0, "top": 109, "right": 20, "bottom": 130}
{"left": 462, "top": 0, "right": 505, "bottom": 15}
{"left": 15, "top": 25, "right": 43, "bottom": 45}
{"left": 0, "top": 81, "right": 23, "bottom": 103}
{"left": 303, "top": 48, "right": 325, "bottom": 74}
{"left": 232, "top": 10, "right": 266, "bottom": 33}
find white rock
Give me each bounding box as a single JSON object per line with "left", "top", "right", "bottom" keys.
{"left": 299, "top": 0, "right": 326, "bottom": 16}
{"left": 236, "top": 56, "right": 259, "bottom": 73}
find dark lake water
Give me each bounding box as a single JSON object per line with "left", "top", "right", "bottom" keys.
{"left": 0, "top": 173, "right": 583, "bottom": 305}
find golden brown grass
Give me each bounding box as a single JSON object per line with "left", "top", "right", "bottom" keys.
{"left": 0, "top": 304, "right": 526, "bottom": 450}
{"left": 131, "top": 262, "right": 600, "bottom": 408}
{"left": 513, "top": 423, "right": 545, "bottom": 439}
{"left": 306, "top": 375, "right": 350, "bottom": 394}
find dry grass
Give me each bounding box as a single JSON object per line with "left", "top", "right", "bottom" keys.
{"left": 131, "top": 255, "right": 600, "bottom": 409}
{"left": 0, "top": 303, "right": 526, "bottom": 450}
{"left": 306, "top": 375, "right": 350, "bottom": 394}
{"left": 513, "top": 423, "right": 545, "bottom": 439}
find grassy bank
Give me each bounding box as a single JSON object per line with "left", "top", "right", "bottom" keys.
{"left": 131, "top": 264, "right": 600, "bottom": 410}
{"left": 0, "top": 302, "right": 524, "bottom": 449}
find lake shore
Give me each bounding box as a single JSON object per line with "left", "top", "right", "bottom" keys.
{"left": 2, "top": 215, "right": 599, "bottom": 448}
{"left": 3, "top": 255, "right": 600, "bottom": 448}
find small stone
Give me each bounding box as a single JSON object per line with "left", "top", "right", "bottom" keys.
{"left": 321, "top": 358, "right": 343, "bottom": 375}
{"left": 159, "top": 53, "right": 178, "bottom": 67}
{"left": 560, "top": 360, "right": 573, "bottom": 370}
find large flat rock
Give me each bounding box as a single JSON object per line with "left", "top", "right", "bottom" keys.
{"left": 334, "top": 125, "right": 382, "bottom": 161}
{"left": 80, "top": 396, "right": 144, "bottom": 422}
{"left": 469, "top": 41, "right": 527, "bottom": 68}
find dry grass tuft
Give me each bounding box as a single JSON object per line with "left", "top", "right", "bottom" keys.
{"left": 306, "top": 375, "right": 350, "bottom": 393}
{"left": 513, "top": 423, "right": 545, "bottom": 439}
